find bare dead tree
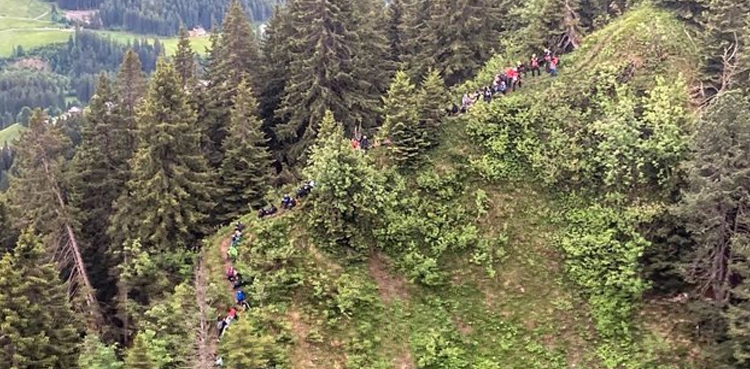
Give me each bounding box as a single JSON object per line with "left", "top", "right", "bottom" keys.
{"left": 193, "top": 255, "right": 215, "bottom": 369}
{"left": 558, "top": 0, "right": 582, "bottom": 52}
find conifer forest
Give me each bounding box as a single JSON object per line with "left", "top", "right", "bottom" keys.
{"left": 5, "top": 0, "right": 750, "bottom": 367}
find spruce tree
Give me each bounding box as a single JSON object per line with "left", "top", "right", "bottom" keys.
{"left": 197, "top": 0, "right": 262, "bottom": 168}
{"left": 674, "top": 91, "right": 750, "bottom": 305}
{"left": 402, "top": 0, "right": 439, "bottom": 82}
{"left": 303, "top": 111, "right": 387, "bottom": 253}
{"left": 387, "top": 0, "right": 407, "bottom": 63}
{"left": 0, "top": 228, "right": 80, "bottom": 369}
{"left": 7, "top": 110, "right": 102, "bottom": 326}
{"left": 382, "top": 71, "right": 425, "bottom": 168}
{"left": 258, "top": 5, "right": 293, "bottom": 156}
{"left": 219, "top": 80, "right": 274, "bottom": 222}
{"left": 173, "top": 27, "right": 197, "bottom": 88}
{"left": 0, "top": 194, "right": 16, "bottom": 255}
{"left": 418, "top": 68, "right": 449, "bottom": 148}
{"left": 275, "top": 0, "right": 382, "bottom": 163}
{"left": 116, "top": 49, "right": 148, "bottom": 114}
{"left": 123, "top": 333, "right": 158, "bottom": 369}
{"left": 78, "top": 335, "right": 123, "bottom": 369}
{"left": 702, "top": 0, "right": 750, "bottom": 94}
{"left": 218, "top": 318, "right": 281, "bottom": 369}
{"left": 109, "top": 59, "right": 213, "bottom": 253}
{"left": 69, "top": 73, "right": 120, "bottom": 299}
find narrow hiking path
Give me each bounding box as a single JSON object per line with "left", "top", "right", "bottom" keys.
{"left": 194, "top": 256, "right": 215, "bottom": 369}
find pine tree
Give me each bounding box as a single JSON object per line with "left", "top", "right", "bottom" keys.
{"left": 426, "top": 0, "right": 502, "bottom": 85}
{"left": 382, "top": 71, "right": 425, "bottom": 168}
{"left": 387, "top": 0, "right": 407, "bottom": 63}
{"left": 7, "top": 110, "right": 103, "bottom": 327}
{"left": 674, "top": 91, "right": 750, "bottom": 305}
{"left": 219, "top": 80, "right": 274, "bottom": 222}
{"left": 258, "top": 5, "right": 293, "bottom": 157}
{"left": 116, "top": 49, "right": 148, "bottom": 113}
{"left": 401, "top": 0, "right": 439, "bottom": 82}
{"left": 109, "top": 59, "right": 213, "bottom": 253}
{"left": 197, "top": 0, "right": 262, "bottom": 168}
{"left": 0, "top": 228, "right": 80, "bottom": 368}
{"left": 350, "top": 0, "right": 394, "bottom": 95}
{"left": 303, "top": 111, "right": 387, "bottom": 252}
{"left": 701, "top": 0, "right": 750, "bottom": 95}
{"left": 78, "top": 334, "right": 124, "bottom": 369}
{"left": 275, "top": 0, "right": 381, "bottom": 164}
{"left": 218, "top": 318, "right": 281, "bottom": 369}
{"left": 123, "top": 333, "right": 158, "bottom": 369}
{"left": 69, "top": 74, "right": 120, "bottom": 299}
{"left": 0, "top": 194, "right": 16, "bottom": 255}
{"left": 173, "top": 27, "right": 197, "bottom": 88}
{"left": 418, "top": 68, "right": 449, "bottom": 148}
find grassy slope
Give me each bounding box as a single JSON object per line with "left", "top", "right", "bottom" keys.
{"left": 0, "top": 123, "right": 26, "bottom": 145}
{"left": 0, "top": 0, "right": 50, "bottom": 19}
{"left": 205, "top": 5, "right": 702, "bottom": 369}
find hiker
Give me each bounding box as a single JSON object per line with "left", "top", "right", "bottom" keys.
{"left": 227, "top": 307, "right": 238, "bottom": 321}
{"left": 232, "top": 273, "right": 244, "bottom": 290}
{"left": 228, "top": 245, "right": 239, "bottom": 261}
{"left": 549, "top": 56, "right": 559, "bottom": 77}
{"left": 483, "top": 86, "right": 492, "bottom": 102}
{"left": 236, "top": 289, "right": 246, "bottom": 305}
{"left": 235, "top": 221, "right": 245, "bottom": 233}
{"left": 297, "top": 181, "right": 314, "bottom": 198}
{"left": 231, "top": 236, "right": 240, "bottom": 248}
{"left": 360, "top": 135, "right": 370, "bottom": 151}
{"left": 350, "top": 138, "right": 360, "bottom": 150}
{"left": 226, "top": 266, "right": 237, "bottom": 282}
{"left": 544, "top": 48, "right": 552, "bottom": 72}
{"left": 517, "top": 61, "right": 527, "bottom": 77}
{"left": 258, "top": 204, "right": 278, "bottom": 219}
{"left": 217, "top": 316, "right": 227, "bottom": 337}
{"left": 215, "top": 356, "right": 224, "bottom": 367}
{"left": 498, "top": 80, "right": 507, "bottom": 95}
{"left": 461, "top": 92, "right": 472, "bottom": 112}
{"left": 530, "top": 54, "right": 541, "bottom": 77}
{"left": 281, "top": 194, "right": 296, "bottom": 210}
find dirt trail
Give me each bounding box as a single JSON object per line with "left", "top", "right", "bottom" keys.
{"left": 193, "top": 256, "right": 216, "bottom": 368}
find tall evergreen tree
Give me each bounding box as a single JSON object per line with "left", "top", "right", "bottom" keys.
{"left": 0, "top": 195, "right": 16, "bottom": 255}
{"left": 78, "top": 334, "right": 124, "bottom": 369}
{"left": 387, "top": 0, "right": 407, "bottom": 63}
{"left": 173, "top": 27, "right": 197, "bottom": 88}
{"left": 218, "top": 318, "right": 282, "bottom": 369}
{"left": 303, "top": 111, "right": 387, "bottom": 252}
{"left": 123, "top": 333, "right": 158, "bottom": 369}
{"left": 109, "top": 59, "right": 213, "bottom": 254}
{"left": 701, "top": 0, "right": 750, "bottom": 95}
{"left": 198, "top": 0, "right": 262, "bottom": 168}
{"left": 258, "top": 5, "right": 293, "bottom": 158}
{"left": 275, "top": 0, "right": 381, "bottom": 164}
{"left": 675, "top": 91, "right": 750, "bottom": 365}
{"left": 219, "top": 80, "right": 274, "bottom": 222}
{"left": 382, "top": 71, "right": 425, "bottom": 168}
{"left": 7, "top": 110, "right": 103, "bottom": 327}
{"left": 69, "top": 74, "right": 120, "bottom": 300}
{"left": 116, "top": 49, "right": 148, "bottom": 114}
{"left": 674, "top": 91, "right": 750, "bottom": 304}
{"left": 401, "top": 0, "right": 439, "bottom": 81}
{"left": 0, "top": 228, "right": 80, "bottom": 369}
{"left": 418, "top": 68, "right": 449, "bottom": 148}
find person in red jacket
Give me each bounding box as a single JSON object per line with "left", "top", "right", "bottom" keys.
{"left": 549, "top": 56, "right": 559, "bottom": 77}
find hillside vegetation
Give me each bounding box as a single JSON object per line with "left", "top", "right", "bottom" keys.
{"left": 202, "top": 6, "right": 703, "bottom": 369}
{"left": 3, "top": 0, "right": 750, "bottom": 367}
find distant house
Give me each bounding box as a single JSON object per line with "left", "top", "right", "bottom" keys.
{"left": 189, "top": 27, "right": 207, "bottom": 38}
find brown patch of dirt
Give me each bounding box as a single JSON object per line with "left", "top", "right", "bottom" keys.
{"left": 393, "top": 350, "right": 415, "bottom": 369}
{"left": 367, "top": 252, "right": 409, "bottom": 304}
{"left": 453, "top": 316, "right": 474, "bottom": 336}
{"left": 288, "top": 309, "right": 315, "bottom": 369}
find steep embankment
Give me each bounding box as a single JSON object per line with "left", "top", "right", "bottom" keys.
{"left": 205, "top": 5, "right": 703, "bottom": 369}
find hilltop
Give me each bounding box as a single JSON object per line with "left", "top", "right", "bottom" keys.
{"left": 205, "top": 5, "right": 704, "bottom": 369}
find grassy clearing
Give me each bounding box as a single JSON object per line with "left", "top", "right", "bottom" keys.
{"left": 94, "top": 30, "right": 212, "bottom": 55}
{"left": 0, "top": 0, "right": 50, "bottom": 19}
{"left": 0, "top": 28, "right": 71, "bottom": 56}
{"left": 0, "top": 123, "right": 26, "bottom": 145}
{"left": 0, "top": 17, "right": 55, "bottom": 31}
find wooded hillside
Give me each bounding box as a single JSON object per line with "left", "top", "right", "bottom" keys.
{"left": 3, "top": 0, "right": 750, "bottom": 367}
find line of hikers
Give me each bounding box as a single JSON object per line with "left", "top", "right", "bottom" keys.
{"left": 257, "top": 180, "right": 315, "bottom": 218}
{"left": 455, "top": 48, "right": 561, "bottom": 114}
